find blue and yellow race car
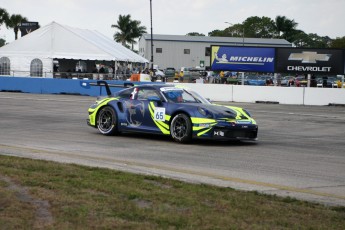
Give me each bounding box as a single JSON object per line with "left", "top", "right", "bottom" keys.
{"left": 87, "top": 82, "right": 258, "bottom": 143}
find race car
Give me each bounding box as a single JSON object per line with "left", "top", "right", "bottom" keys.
{"left": 87, "top": 82, "right": 258, "bottom": 143}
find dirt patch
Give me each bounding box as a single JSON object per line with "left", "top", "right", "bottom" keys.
{"left": 0, "top": 175, "right": 54, "bottom": 228}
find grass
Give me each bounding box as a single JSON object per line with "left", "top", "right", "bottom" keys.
{"left": 0, "top": 155, "right": 344, "bottom": 229}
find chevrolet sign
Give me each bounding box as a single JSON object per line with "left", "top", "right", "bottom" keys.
{"left": 288, "top": 52, "right": 331, "bottom": 63}
{"left": 287, "top": 66, "right": 331, "bottom": 72}
{"left": 276, "top": 48, "right": 344, "bottom": 75}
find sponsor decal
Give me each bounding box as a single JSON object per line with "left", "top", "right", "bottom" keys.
{"left": 124, "top": 101, "right": 145, "bottom": 127}
{"left": 198, "top": 123, "right": 211, "bottom": 128}
{"left": 160, "top": 87, "right": 183, "bottom": 92}
{"left": 236, "top": 120, "right": 252, "bottom": 124}
{"left": 214, "top": 130, "right": 225, "bottom": 137}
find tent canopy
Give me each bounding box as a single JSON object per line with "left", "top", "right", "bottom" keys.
{"left": 0, "top": 21, "right": 148, "bottom": 63}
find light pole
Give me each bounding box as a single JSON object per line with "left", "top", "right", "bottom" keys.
{"left": 150, "top": 0, "right": 154, "bottom": 71}
{"left": 225, "top": 22, "right": 245, "bottom": 46}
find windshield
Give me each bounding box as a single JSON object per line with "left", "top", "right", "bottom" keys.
{"left": 161, "top": 87, "right": 211, "bottom": 104}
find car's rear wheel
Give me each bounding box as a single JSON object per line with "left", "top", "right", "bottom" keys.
{"left": 170, "top": 113, "right": 192, "bottom": 143}
{"left": 97, "top": 106, "right": 118, "bottom": 135}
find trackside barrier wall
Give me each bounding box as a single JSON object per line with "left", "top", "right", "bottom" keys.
{"left": 178, "top": 83, "right": 345, "bottom": 106}
{"left": 0, "top": 77, "right": 139, "bottom": 96}
{"left": 1, "top": 77, "right": 345, "bottom": 105}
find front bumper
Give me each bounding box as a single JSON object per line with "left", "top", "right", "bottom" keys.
{"left": 195, "top": 124, "right": 258, "bottom": 141}
{"left": 212, "top": 125, "right": 258, "bottom": 140}
{"left": 86, "top": 118, "right": 95, "bottom": 128}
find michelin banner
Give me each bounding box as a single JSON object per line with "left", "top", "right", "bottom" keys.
{"left": 210, "top": 46, "right": 275, "bottom": 72}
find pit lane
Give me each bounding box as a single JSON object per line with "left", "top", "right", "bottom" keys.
{"left": 0, "top": 92, "right": 344, "bottom": 207}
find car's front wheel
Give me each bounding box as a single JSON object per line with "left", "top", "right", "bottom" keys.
{"left": 170, "top": 113, "right": 192, "bottom": 143}
{"left": 97, "top": 106, "right": 118, "bottom": 135}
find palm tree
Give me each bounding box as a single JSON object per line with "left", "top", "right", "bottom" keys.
{"left": 274, "top": 15, "right": 298, "bottom": 42}
{"left": 0, "top": 8, "right": 9, "bottom": 27}
{"left": 7, "top": 14, "right": 28, "bottom": 40}
{"left": 111, "top": 14, "right": 146, "bottom": 49}
{"left": 274, "top": 15, "right": 287, "bottom": 37}
{"left": 111, "top": 14, "right": 133, "bottom": 47}
{"left": 129, "top": 20, "right": 147, "bottom": 49}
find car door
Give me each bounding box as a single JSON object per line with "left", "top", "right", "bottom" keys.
{"left": 121, "top": 87, "right": 165, "bottom": 134}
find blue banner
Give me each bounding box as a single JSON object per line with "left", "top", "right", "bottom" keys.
{"left": 211, "top": 46, "right": 275, "bottom": 72}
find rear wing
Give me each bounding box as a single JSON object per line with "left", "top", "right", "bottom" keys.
{"left": 89, "top": 81, "right": 134, "bottom": 96}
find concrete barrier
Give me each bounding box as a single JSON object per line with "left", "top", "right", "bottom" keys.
{"left": 1, "top": 77, "right": 345, "bottom": 105}
{"left": 179, "top": 83, "right": 345, "bottom": 106}
{"left": 0, "top": 77, "right": 136, "bottom": 96}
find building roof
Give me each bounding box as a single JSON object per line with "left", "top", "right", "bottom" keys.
{"left": 141, "top": 34, "right": 291, "bottom": 47}
{"left": 0, "top": 22, "right": 149, "bottom": 63}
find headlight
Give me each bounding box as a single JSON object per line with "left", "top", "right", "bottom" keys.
{"left": 198, "top": 107, "right": 206, "bottom": 116}
{"left": 198, "top": 107, "right": 213, "bottom": 118}
{"left": 89, "top": 103, "right": 99, "bottom": 109}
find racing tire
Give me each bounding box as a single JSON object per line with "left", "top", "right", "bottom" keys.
{"left": 97, "top": 106, "right": 118, "bottom": 135}
{"left": 170, "top": 113, "right": 192, "bottom": 143}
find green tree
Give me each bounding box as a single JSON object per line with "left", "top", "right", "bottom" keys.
{"left": 242, "top": 16, "right": 276, "bottom": 38}
{"left": 208, "top": 29, "right": 227, "bottom": 37}
{"left": 0, "top": 8, "right": 9, "bottom": 27}
{"left": 129, "top": 19, "right": 147, "bottom": 50}
{"left": 111, "top": 14, "right": 131, "bottom": 46}
{"left": 223, "top": 23, "right": 244, "bottom": 37}
{"left": 273, "top": 15, "right": 298, "bottom": 42}
{"left": 0, "top": 38, "right": 5, "bottom": 47}
{"left": 292, "top": 30, "right": 310, "bottom": 47}
{"left": 186, "top": 32, "right": 205, "bottom": 36}
{"left": 111, "top": 14, "right": 146, "bottom": 49}
{"left": 330, "top": 36, "right": 345, "bottom": 48}
{"left": 7, "top": 14, "right": 28, "bottom": 40}
{"left": 292, "top": 31, "right": 330, "bottom": 48}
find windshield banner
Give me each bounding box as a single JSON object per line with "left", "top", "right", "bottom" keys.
{"left": 210, "top": 46, "right": 275, "bottom": 72}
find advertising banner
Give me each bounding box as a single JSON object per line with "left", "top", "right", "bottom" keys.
{"left": 210, "top": 46, "right": 275, "bottom": 72}
{"left": 275, "top": 48, "right": 344, "bottom": 75}
{"left": 19, "top": 22, "right": 39, "bottom": 37}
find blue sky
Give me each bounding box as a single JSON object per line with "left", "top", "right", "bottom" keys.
{"left": 1, "top": 0, "right": 344, "bottom": 43}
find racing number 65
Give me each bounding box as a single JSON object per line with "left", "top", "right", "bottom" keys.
{"left": 154, "top": 108, "right": 165, "bottom": 121}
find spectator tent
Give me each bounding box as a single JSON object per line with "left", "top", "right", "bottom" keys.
{"left": 0, "top": 21, "right": 149, "bottom": 77}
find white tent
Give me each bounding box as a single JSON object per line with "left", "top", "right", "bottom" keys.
{"left": 0, "top": 21, "right": 148, "bottom": 77}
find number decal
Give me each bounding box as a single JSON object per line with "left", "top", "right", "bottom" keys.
{"left": 154, "top": 108, "right": 165, "bottom": 121}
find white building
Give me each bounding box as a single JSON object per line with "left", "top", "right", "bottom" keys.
{"left": 139, "top": 34, "right": 291, "bottom": 70}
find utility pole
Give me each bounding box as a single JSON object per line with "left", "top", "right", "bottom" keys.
{"left": 150, "top": 0, "right": 154, "bottom": 71}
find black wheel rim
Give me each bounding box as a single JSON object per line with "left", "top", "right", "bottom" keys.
{"left": 172, "top": 116, "right": 187, "bottom": 139}
{"left": 98, "top": 109, "right": 114, "bottom": 132}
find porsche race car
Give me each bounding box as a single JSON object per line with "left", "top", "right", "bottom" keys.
{"left": 87, "top": 82, "right": 258, "bottom": 143}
